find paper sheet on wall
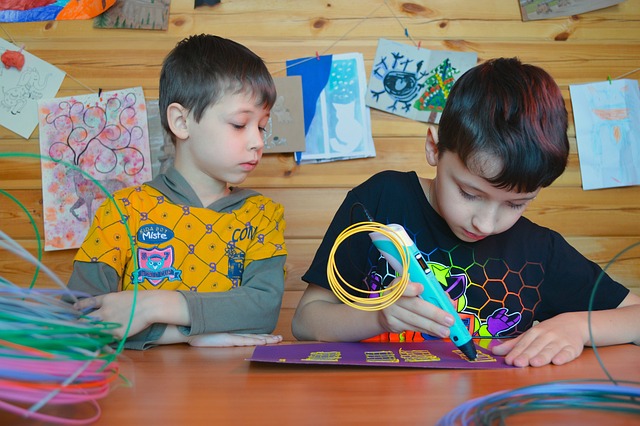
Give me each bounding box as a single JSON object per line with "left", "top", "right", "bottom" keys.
{"left": 264, "top": 76, "right": 306, "bottom": 154}
{"left": 365, "top": 38, "right": 477, "bottom": 124}
{"left": 93, "top": 0, "right": 171, "bottom": 30}
{"left": 0, "top": 38, "right": 65, "bottom": 139}
{"left": 286, "top": 52, "right": 375, "bottom": 164}
{"left": 519, "top": 0, "right": 624, "bottom": 22}
{"left": 0, "top": 0, "right": 116, "bottom": 22}
{"left": 38, "top": 87, "right": 152, "bottom": 251}
{"left": 249, "top": 341, "right": 516, "bottom": 370}
{"left": 569, "top": 79, "right": 640, "bottom": 190}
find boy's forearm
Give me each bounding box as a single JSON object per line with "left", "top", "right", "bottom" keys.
{"left": 578, "top": 304, "right": 640, "bottom": 347}
{"left": 139, "top": 290, "right": 191, "bottom": 328}
{"left": 293, "top": 300, "right": 383, "bottom": 342}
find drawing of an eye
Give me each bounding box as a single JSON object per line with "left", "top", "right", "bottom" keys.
{"left": 383, "top": 71, "right": 419, "bottom": 100}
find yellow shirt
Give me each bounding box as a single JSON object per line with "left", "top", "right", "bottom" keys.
{"left": 74, "top": 185, "right": 286, "bottom": 293}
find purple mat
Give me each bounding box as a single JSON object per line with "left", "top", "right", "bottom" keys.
{"left": 249, "top": 340, "right": 516, "bottom": 370}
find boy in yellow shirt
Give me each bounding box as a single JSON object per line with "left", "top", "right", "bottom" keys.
{"left": 69, "top": 34, "right": 287, "bottom": 350}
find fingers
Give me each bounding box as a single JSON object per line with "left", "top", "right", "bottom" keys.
{"left": 257, "top": 334, "right": 284, "bottom": 345}
{"left": 491, "top": 338, "right": 517, "bottom": 356}
{"left": 188, "top": 333, "right": 283, "bottom": 347}
{"left": 73, "top": 296, "right": 101, "bottom": 313}
{"left": 491, "top": 330, "right": 583, "bottom": 367}
{"left": 381, "top": 282, "right": 454, "bottom": 338}
{"left": 401, "top": 280, "right": 423, "bottom": 297}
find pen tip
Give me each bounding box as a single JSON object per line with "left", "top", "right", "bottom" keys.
{"left": 459, "top": 340, "right": 478, "bottom": 361}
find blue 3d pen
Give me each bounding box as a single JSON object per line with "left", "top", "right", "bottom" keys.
{"left": 369, "top": 224, "right": 478, "bottom": 360}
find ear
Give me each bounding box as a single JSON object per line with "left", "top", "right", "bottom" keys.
{"left": 166, "top": 103, "right": 190, "bottom": 141}
{"left": 425, "top": 125, "right": 439, "bottom": 167}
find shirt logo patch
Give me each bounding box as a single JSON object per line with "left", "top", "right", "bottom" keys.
{"left": 133, "top": 246, "right": 182, "bottom": 286}
{"left": 137, "top": 224, "right": 174, "bottom": 244}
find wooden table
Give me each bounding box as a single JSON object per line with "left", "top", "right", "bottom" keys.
{"left": 2, "top": 343, "right": 639, "bottom": 425}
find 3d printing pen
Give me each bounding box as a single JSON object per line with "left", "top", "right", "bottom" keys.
{"left": 369, "top": 224, "right": 478, "bottom": 360}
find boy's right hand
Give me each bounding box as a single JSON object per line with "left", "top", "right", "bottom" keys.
{"left": 377, "top": 280, "right": 455, "bottom": 338}
{"left": 74, "top": 290, "right": 189, "bottom": 340}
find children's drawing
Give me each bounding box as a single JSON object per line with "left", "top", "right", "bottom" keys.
{"left": 38, "top": 87, "right": 152, "bottom": 251}
{"left": 249, "top": 341, "right": 516, "bottom": 370}
{"left": 0, "top": 38, "right": 65, "bottom": 139}
{"left": 93, "top": 0, "right": 170, "bottom": 30}
{"left": 519, "top": 0, "right": 624, "bottom": 22}
{"left": 286, "top": 52, "right": 375, "bottom": 164}
{"left": 366, "top": 39, "right": 477, "bottom": 124}
{"left": 569, "top": 79, "right": 640, "bottom": 190}
{"left": 0, "top": 0, "right": 115, "bottom": 22}
{"left": 263, "top": 76, "right": 306, "bottom": 154}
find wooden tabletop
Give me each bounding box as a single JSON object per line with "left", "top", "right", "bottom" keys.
{"left": 2, "top": 343, "right": 639, "bottom": 425}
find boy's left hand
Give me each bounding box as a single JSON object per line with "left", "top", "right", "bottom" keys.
{"left": 491, "top": 312, "right": 585, "bottom": 367}
{"left": 187, "top": 333, "right": 283, "bottom": 347}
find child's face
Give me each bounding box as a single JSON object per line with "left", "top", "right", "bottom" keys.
{"left": 431, "top": 151, "right": 540, "bottom": 243}
{"left": 180, "top": 91, "right": 270, "bottom": 187}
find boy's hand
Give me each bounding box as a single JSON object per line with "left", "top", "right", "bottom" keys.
{"left": 75, "top": 292, "right": 150, "bottom": 339}
{"left": 491, "top": 312, "right": 585, "bottom": 367}
{"left": 74, "top": 291, "right": 188, "bottom": 340}
{"left": 187, "top": 333, "right": 283, "bottom": 347}
{"left": 377, "top": 280, "right": 455, "bottom": 339}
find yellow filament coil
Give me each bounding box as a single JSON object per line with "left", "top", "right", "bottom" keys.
{"left": 327, "top": 221, "right": 410, "bottom": 311}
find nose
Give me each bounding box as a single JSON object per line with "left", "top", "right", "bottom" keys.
{"left": 470, "top": 203, "right": 498, "bottom": 235}
{"left": 249, "top": 127, "right": 265, "bottom": 151}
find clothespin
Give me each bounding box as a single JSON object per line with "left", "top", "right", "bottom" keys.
{"left": 404, "top": 28, "right": 409, "bottom": 38}
{"left": 95, "top": 88, "right": 103, "bottom": 107}
{"left": 1, "top": 48, "right": 25, "bottom": 71}
{"left": 607, "top": 75, "right": 612, "bottom": 84}
{"left": 417, "top": 40, "right": 421, "bottom": 50}
{"left": 315, "top": 51, "right": 320, "bottom": 60}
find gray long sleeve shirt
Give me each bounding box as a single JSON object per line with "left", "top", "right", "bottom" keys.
{"left": 67, "top": 168, "right": 287, "bottom": 349}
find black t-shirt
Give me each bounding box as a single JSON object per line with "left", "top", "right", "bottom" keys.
{"left": 303, "top": 171, "right": 629, "bottom": 338}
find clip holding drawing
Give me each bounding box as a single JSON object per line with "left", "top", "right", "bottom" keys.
{"left": 1, "top": 49, "right": 25, "bottom": 71}
{"left": 95, "top": 88, "right": 103, "bottom": 107}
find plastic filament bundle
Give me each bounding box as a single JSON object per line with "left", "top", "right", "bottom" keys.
{"left": 435, "top": 379, "right": 640, "bottom": 425}
{"left": 0, "top": 228, "right": 124, "bottom": 425}
{"left": 327, "top": 221, "right": 410, "bottom": 311}
{"left": 0, "top": 152, "right": 136, "bottom": 425}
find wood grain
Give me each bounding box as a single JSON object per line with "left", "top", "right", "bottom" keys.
{"left": 1, "top": 344, "right": 639, "bottom": 426}
{"left": 1, "top": 1, "right": 638, "bottom": 333}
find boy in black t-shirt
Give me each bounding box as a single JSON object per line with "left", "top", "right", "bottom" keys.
{"left": 292, "top": 57, "right": 640, "bottom": 367}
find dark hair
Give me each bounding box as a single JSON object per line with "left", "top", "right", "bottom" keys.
{"left": 437, "top": 57, "right": 569, "bottom": 192}
{"left": 159, "top": 34, "right": 276, "bottom": 138}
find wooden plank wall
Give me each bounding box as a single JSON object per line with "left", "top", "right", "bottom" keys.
{"left": 1, "top": 0, "right": 639, "bottom": 341}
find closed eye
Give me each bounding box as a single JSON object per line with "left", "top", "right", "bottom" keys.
{"left": 458, "top": 187, "right": 477, "bottom": 201}
{"left": 507, "top": 201, "right": 527, "bottom": 210}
